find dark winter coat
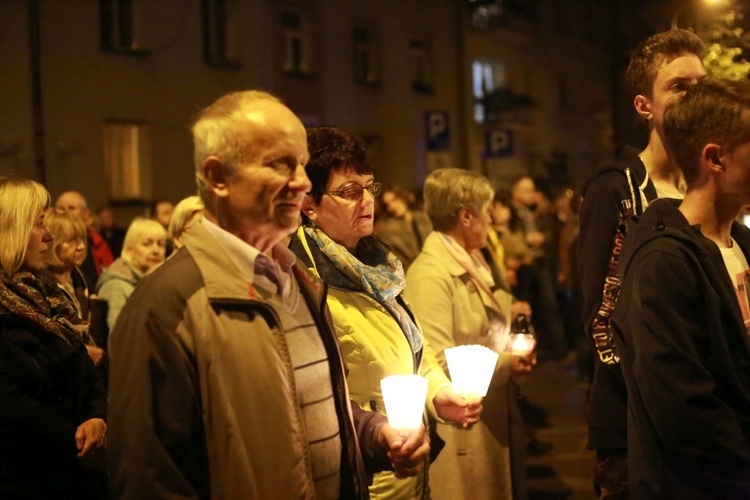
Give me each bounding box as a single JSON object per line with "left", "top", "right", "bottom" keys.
{"left": 0, "top": 316, "right": 107, "bottom": 499}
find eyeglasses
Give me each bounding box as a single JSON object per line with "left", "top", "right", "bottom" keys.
{"left": 325, "top": 181, "right": 382, "bottom": 201}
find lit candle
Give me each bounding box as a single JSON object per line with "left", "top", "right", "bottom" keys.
{"left": 380, "top": 374, "right": 428, "bottom": 434}
{"left": 444, "top": 345, "right": 499, "bottom": 397}
{"left": 509, "top": 333, "right": 536, "bottom": 357}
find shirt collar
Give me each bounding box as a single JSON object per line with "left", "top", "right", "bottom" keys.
{"left": 201, "top": 218, "right": 295, "bottom": 296}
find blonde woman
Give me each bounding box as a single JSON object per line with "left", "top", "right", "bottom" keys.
{"left": 405, "top": 168, "right": 533, "bottom": 500}
{"left": 44, "top": 207, "right": 107, "bottom": 365}
{"left": 44, "top": 208, "right": 88, "bottom": 315}
{"left": 0, "top": 178, "right": 107, "bottom": 498}
{"left": 96, "top": 218, "right": 167, "bottom": 330}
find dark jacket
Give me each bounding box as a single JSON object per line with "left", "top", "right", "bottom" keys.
{"left": 0, "top": 315, "right": 107, "bottom": 499}
{"left": 108, "top": 221, "right": 386, "bottom": 499}
{"left": 611, "top": 199, "right": 750, "bottom": 498}
{"left": 578, "top": 146, "right": 657, "bottom": 450}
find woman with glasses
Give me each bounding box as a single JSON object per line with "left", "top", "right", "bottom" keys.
{"left": 289, "top": 126, "right": 482, "bottom": 500}
{"left": 43, "top": 208, "right": 107, "bottom": 367}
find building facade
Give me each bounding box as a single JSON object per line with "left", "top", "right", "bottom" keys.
{"left": 1, "top": 0, "right": 616, "bottom": 210}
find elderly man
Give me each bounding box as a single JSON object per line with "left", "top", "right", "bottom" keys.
{"left": 56, "top": 190, "right": 114, "bottom": 287}
{"left": 108, "top": 91, "right": 429, "bottom": 499}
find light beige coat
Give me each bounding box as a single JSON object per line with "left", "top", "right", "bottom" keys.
{"left": 405, "top": 231, "right": 528, "bottom": 500}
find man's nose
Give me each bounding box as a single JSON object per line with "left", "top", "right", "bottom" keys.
{"left": 291, "top": 163, "right": 312, "bottom": 193}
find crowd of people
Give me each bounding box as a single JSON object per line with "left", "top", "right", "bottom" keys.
{"left": 1, "top": 26, "right": 750, "bottom": 500}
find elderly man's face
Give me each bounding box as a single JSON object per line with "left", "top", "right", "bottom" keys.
{"left": 56, "top": 191, "right": 88, "bottom": 220}
{"left": 220, "top": 100, "right": 311, "bottom": 247}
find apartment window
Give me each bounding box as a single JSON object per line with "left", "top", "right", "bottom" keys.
{"left": 99, "top": 0, "right": 148, "bottom": 53}
{"left": 201, "top": 0, "right": 240, "bottom": 66}
{"left": 353, "top": 26, "right": 379, "bottom": 86}
{"left": 103, "top": 122, "right": 149, "bottom": 200}
{"left": 281, "top": 9, "right": 313, "bottom": 76}
{"left": 472, "top": 60, "right": 507, "bottom": 124}
{"left": 410, "top": 37, "right": 433, "bottom": 93}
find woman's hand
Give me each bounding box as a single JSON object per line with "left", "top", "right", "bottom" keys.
{"left": 510, "top": 354, "right": 535, "bottom": 377}
{"left": 76, "top": 417, "right": 107, "bottom": 466}
{"left": 434, "top": 385, "right": 483, "bottom": 428}
{"left": 86, "top": 345, "right": 107, "bottom": 366}
{"left": 377, "top": 424, "right": 431, "bottom": 479}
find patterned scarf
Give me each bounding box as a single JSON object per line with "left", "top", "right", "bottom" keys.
{"left": 436, "top": 232, "right": 507, "bottom": 316}
{"left": 0, "top": 271, "right": 88, "bottom": 346}
{"left": 304, "top": 226, "right": 423, "bottom": 353}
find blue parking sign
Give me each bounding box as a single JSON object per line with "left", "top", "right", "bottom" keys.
{"left": 485, "top": 128, "right": 513, "bottom": 157}
{"left": 425, "top": 111, "right": 450, "bottom": 151}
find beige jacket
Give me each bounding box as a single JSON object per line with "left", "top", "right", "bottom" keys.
{"left": 405, "top": 231, "right": 527, "bottom": 500}
{"left": 108, "top": 221, "right": 384, "bottom": 499}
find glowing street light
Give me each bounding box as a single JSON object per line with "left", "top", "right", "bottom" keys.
{"left": 672, "top": 0, "right": 728, "bottom": 29}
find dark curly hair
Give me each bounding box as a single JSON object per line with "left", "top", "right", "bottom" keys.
{"left": 305, "top": 126, "right": 373, "bottom": 204}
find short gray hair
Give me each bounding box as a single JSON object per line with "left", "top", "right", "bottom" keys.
{"left": 192, "top": 90, "right": 282, "bottom": 201}
{"left": 423, "top": 168, "right": 494, "bottom": 232}
{"left": 168, "top": 195, "right": 204, "bottom": 241}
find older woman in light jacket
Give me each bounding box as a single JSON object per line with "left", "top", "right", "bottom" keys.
{"left": 96, "top": 218, "right": 166, "bottom": 330}
{"left": 405, "top": 168, "right": 534, "bottom": 500}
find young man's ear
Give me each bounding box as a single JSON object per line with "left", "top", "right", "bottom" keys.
{"left": 703, "top": 144, "right": 725, "bottom": 173}
{"left": 202, "top": 157, "right": 230, "bottom": 197}
{"left": 302, "top": 195, "right": 318, "bottom": 223}
{"left": 634, "top": 95, "right": 653, "bottom": 121}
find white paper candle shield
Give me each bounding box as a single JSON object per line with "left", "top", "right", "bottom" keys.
{"left": 509, "top": 333, "right": 536, "bottom": 356}
{"left": 380, "top": 374, "right": 428, "bottom": 432}
{"left": 444, "top": 345, "right": 499, "bottom": 397}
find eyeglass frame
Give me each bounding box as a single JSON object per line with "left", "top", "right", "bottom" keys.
{"left": 324, "top": 181, "right": 382, "bottom": 201}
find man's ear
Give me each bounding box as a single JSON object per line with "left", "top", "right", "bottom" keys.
{"left": 302, "top": 195, "right": 318, "bottom": 222}
{"left": 202, "top": 157, "right": 230, "bottom": 197}
{"left": 458, "top": 207, "right": 472, "bottom": 227}
{"left": 703, "top": 143, "right": 725, "bottom": 173}
{"left": 634, "top": 95, "right": 653, "bottom": 121}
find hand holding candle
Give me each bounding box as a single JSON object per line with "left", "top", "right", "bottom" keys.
{"left": 434, "top": 385, "right": 483, "bottom": 428}
{"left": 377, "top": 424, "right": 430, "bottom": 478}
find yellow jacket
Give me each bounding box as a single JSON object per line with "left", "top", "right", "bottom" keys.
{"left": 291, "top": 227, "right": 451, "bottom": 500}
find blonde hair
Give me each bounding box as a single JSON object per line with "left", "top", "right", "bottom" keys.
{"left": 423, "top": 168, "right": 494, "bottom": 232}
{"left": 121, "top": 218, "right": 167, "bottom": 264}
{"left": 192, "top": 90, "right": 282, "bottom": 201}
{"left": 168, "top": 195, "right": 204, "bottom": 241}
{"left": 44, "top": 207, "right": 87, "bottom": 270}
{"left": 0, "top": 178, "right": 50, "bottom": 278}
